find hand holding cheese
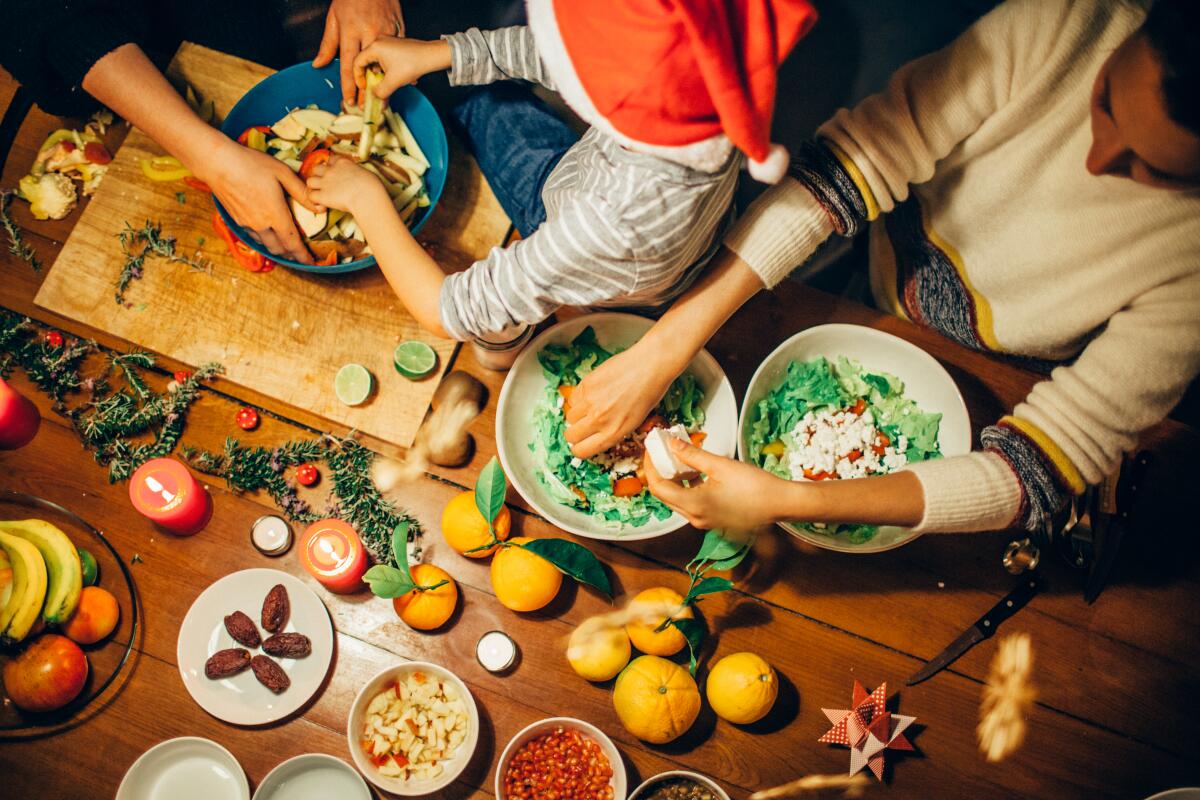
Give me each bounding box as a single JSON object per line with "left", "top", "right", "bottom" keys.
{"left": 643, "top": 425, "right": 701, "bottom": 482}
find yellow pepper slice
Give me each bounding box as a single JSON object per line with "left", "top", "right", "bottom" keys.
{"left": 139, "top": 156, "right": 192, "bottom": 182}
{"left": 761, "top": 440, "right": 787, "bottom": 458}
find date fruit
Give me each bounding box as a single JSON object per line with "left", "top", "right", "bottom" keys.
{"left": 250, "top": 654, "right": 290, "bottom": 693}
{"left": 205, "top": 648, "right": 251, "bottom": 680}
{"left": 262, "top": 632, "right": 311, "bottom": 659}
{"left": 223, "top": 610, "right": 261, "bottom": 648}
{"left": 261, "top": 584, "right": 289, "bottom": 633}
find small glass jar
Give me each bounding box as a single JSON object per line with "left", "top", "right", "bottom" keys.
{"left": 472, "top": 323, "right": 533, "bottom": 371}
{"left": 250, "top": 515, "right": 293, "bottom": 557}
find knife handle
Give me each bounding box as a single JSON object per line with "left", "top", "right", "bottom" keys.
{"left": 976, "top": 573, "right": 1040, "bottom": 638}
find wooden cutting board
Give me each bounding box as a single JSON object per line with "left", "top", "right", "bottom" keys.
{"left": 34, "top": 43, "right": 511, "bottom": 448}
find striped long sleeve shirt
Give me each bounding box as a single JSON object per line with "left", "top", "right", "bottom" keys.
{"left": 438, "top": 26, "right": 740, "bottom": 341}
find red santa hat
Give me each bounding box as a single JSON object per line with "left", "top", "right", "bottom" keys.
{"left": 527, "top": 0, "right": 817, "bottom": 183}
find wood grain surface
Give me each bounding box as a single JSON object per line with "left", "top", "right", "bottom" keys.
{"left": 32, "top": 44, "right": 511, "bottom": 449}
{"left": 2, "top": 57, "right": 1199, "bottom": 800}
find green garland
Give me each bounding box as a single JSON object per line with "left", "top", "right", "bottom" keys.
{"left": 183, "top": 435, "right": 420, "bottom": 566}
{"left": 0, "top": 310, "right": 220, "bottom": 480}
{"left": 115, "top": 220, "right": 210, "bottom": 305}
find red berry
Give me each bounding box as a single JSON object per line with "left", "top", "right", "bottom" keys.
{"left": 295, "top": 463, "right": 320, "bottom": 487}
{"left": 44, "top": 331, "right": 64, "bottom": 348}
{"left": 235, "top": 407, "right": 259, "bottom": 431}
{"left": 173, "top": 370, "right": 192, "bottom": 384}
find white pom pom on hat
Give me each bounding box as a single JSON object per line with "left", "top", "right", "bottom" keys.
{"left": 747, "top": 143, "right": 790, "bottom": 184}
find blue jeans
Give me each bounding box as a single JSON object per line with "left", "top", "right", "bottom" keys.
{"left": 450, "top": 83, "right": 578, "bottom": 238}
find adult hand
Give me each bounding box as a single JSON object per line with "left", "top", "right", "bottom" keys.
{"left": 645, "top": 438, "right": 797, "bottom": 531}
{"left": 313, "top": 0, "right": 405, "bottom": 107}
{"left": 565, "top": 346, "right": 680, "bottom": 458}
{"left": 199, "top": 141, "right": 317, "bottom": 264}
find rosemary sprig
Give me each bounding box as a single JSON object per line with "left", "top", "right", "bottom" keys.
{"left": 115, "top": 220, "right": 210, "bottom": 304}
{"left": 0, "top": 189, "right": 41, "bottom": 272}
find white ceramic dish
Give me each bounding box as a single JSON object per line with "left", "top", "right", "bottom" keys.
{"left": 346, "top": 661, "right": 480, "bottom": 796}
{"left": 496, "top": 312, "right": 737, "bottom": 540}
{"left": 495, "top": 717, "right": 627, "bottom": 800}
{"left": 253, "top": 753, "right": 371, "bottom": 800}
{"left": 738, "top": 323, "right": 972, "bottom": 553}
{"left": 629, "top": 770, "right": 731, "bottom": 800}
{"left": 116, "top": 736, "right": 249, "bottom": 800}
{"left": 176, "top": 568, "right": 334, "bottom": 725}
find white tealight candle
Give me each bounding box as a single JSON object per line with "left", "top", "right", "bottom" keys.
{"left": 251, "top": 514, "right": 293, "bottom": 556}
{"left": 476, "top": 630, "right": 517, "bottom": 673}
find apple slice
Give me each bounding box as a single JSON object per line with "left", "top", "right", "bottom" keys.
{"left": 271, "top": 112, "right": 306, "bottom": 141}
{"left": 290, "top": 197, "right": 328, "bottom": 238}
{"left": 329, "top": 114, "right": 364, "bottom": 140}
{"left": 290, "top": 108, "right": 338, "bottom": 135}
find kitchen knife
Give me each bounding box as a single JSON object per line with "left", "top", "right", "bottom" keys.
{"left": 906, "top": 572, "right": 1041, "bottom": 686}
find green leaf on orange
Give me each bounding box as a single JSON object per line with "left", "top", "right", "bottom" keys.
{"left": 520, "top": 538, "right": 612, "bottom": 599}
{"left": 683, "top": 576, "right": 734, "bottom": 606}
{"left": 669, "top": 617, "right": 706, "bottom": 675}
{"left": 475, "top": 457, "right": 507, "bottom": 530}
{"left": 390, "top": 521, "right": 413, "bottom": 582}
{"left": 363, "top": 564, "right": 417, "bottom": 599}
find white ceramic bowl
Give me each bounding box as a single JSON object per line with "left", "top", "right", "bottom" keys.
{"left": 496, "top": 312, "right": 737, "bottom": 540}
{"left": 495, "top": 717, "right": 627, "bottom": 800}
{"left": 630, "top": 770, "right": 731, "bottom": 800}
{"left": 116, "top": 737, "right": 249, "bottom": 800}
{"left": 346, "top": 661, "right": 480, "bottom": 796}
{"left": 738, "top": 323, "right": 971, "bottom": 553}
{"left": 252, "top": 754, "right": 371, "bottom": 800}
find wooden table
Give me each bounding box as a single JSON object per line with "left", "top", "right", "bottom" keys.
{"left": 2, "top": 73, "right": 1198, "bottom": 800}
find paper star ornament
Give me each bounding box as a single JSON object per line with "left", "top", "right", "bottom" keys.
{"left": 819, "top": 680, "right": 915, "bottom": 781}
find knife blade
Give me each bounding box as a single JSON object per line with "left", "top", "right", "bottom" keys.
{"left": 906, "top": 572, "right": 1041, "bottom": 686}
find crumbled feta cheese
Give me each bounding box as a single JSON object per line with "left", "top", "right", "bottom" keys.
{"left": 783, "top": 406, "right": 906, "bottom": 481}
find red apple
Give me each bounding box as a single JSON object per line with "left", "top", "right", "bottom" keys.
{"left": 0, "top": 377, "right": 41, "bottom": 450}
{"left": 2, "top": 634, "right": 89, "bottom": 712}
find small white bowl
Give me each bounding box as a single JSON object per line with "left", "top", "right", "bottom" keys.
{"left": 495, "top": 717, "right": 627, "bottom": 800}
{"left": 252, "top": 754, "right": 370, "bottom": 800}
{"left": 630, "top": 770, "right": 731, "bottom": 800}
{"left": 346, "top": 661, "right": 480, "bottom": 797}
{"left": 496, "top": 312, "right": 738, "bottom": 541}
{"left": 116, "top": 737, "right": 249, "bottom": 800}
{"left": 738, "top": 323, "right": 972, "bottom": 553}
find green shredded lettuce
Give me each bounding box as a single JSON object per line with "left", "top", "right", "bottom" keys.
{"left": 531, "top": 326, "right": 705, "bottom": 528}
{"left": 746, "top": 355, "right": 942, "bottom": 543}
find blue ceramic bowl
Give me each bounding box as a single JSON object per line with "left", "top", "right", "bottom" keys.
{"left": 217, "top": 60, "right": 448, "bottom": 274}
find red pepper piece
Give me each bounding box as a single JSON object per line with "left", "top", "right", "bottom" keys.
{"left": 236, "top": 125, "right": 272, "bottom": 146}
{"left": 83, "top": 141, "right": 112, "bottom": 164}
{"left": 211, "top": 211, "right": 274, "bottom": 273}
{"left": 299, "top": 148, "right": 331, "bottom": 180}
{"left": 182, "top": 176, "right": 212, "bottom": 193}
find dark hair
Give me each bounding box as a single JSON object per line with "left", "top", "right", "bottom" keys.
{"left": 1143, "top": 0, "right": 1200, "bottom": 135}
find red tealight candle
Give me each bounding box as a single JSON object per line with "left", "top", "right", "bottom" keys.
{"left": 0, "top": 377, "right": 41, "bottom": 450}
{"left": 299, "top": 519, "right": 367, "bottom": 593}
{"left": 128, "top": 457, "right": 213, "bottom": 536}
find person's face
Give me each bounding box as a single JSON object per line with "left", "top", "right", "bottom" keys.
{"left": 1087, "top": 33, "right": 1200, "bottom": 190}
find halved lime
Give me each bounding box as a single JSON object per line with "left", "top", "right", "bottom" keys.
{"left": 334, "top": 363, "right": 374, "bottom": 406}
{"left": 393, "top": 340, "right": 438, "bottom": 380}
{"left": 78, "top": 547, "right": 99, "bottom": 587}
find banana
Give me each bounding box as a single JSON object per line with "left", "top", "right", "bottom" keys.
{"left": 0, "top": 531, "right": 47, "bottom": 642}
{"left": 0, "top": 519, "right": 83, "bottom": 624}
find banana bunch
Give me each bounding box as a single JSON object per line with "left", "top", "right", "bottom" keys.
{"left": 0, "top": 519, "right": 82, "bottom": 643}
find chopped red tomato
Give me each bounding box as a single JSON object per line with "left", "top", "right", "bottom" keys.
{"left": 83, "top": 141, "right": 112, "bottom": 164}
{"left": 236, "top": 125, "right": 272, "bottom": 145}
{"left": 637, "top": 414, "right": 668, "bottom": 435}
{"left": 851, "top": 397, "right": 867, "bottom": 415}
{"left": 803, "top": 468, "right": 833, "bottom": 481}
{"left": 689, "top": 431, "right": 707, "bottom": 447}
{"left": 846, "top": 449, "right": 862, "bottom": 463}
{"left": 612, "top": 476, "right": 645, "bottom": 497}
{"left": 558, "top": 384, "right": 574, "bottom": 414}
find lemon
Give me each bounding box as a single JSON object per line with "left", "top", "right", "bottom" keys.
{"left": 334, "top": 363, "right": 374, "bottom": 406}
{"left": 567, "top": 622, "right": 631, "bottom": 682}
{"left": 394, "top": 341, "right": 438, "bottom": 380}
{"left": 706, "top": 652, "right": 778, "bottom": 724}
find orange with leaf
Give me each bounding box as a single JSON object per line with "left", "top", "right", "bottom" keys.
{"left": 364, "top": 521, "right": 459, "bottom": 631}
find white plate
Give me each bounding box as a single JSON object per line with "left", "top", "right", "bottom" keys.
{"left": 346, "top": 661, "right": 480, "bottom": 796}
{"left": 496, "top": 312, "right": 738, "bottom": 540}
{"left": 177, "top": 568, "right": 334, "bottom": 725}
{"left": 738, "top": 323, "right": 972, "bottom": 553}
{"left": 116, "top": 737, "right": 248, "bottom": 800}
{"left": 495, "top": 717, "right": 627, "bottom": 800}
{"left": 253, "top": 754, "right": 371, "bottom": 800}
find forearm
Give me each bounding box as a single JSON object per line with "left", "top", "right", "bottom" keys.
{"left": 444, "top": 27, "right": 553, "bottom": 88}
{"left": 638, "top": 247, "right": 764, "bottom": 377}
{"left": 353, "top": 187, "right": 449, "bottom": 338}
{"left": 773, "top": 471, "right": 925, "bottom": 528}
{"left": 81, "top": 43, "right": 227, "bottom": 172}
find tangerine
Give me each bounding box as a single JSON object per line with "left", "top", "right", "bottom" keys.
{"left": 392, "top": 564, "right": 458, "bottom": 630}
{"left": 490, "top": 537, "right": 562, "bottom": 612}
{"left": 441, "top": 491, "right": 511, "bottom": 558}
{"left": 625, "top": 587, "right": 693, "bottom": 656}
{"left": 612, "top": 655, "right": 700, "bottom": 743}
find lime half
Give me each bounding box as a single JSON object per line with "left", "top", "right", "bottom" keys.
{"left": 393, "top": 340, "right": 438, "bottom": 380}
{"left": 334, "top": 363, "right": 374, "bottom": 406}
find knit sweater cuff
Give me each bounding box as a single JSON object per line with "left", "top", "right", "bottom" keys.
{"left": 905, "top": 451, "right": 1024, "bottom": 533}
{"left": 723, "top": 178, "right": 835, "bottom": 289}
{"left": 46, "top": 9, "right": 136, "bottom": 93}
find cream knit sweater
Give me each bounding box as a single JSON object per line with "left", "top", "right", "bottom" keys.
{"left": 725, "top": 0, "right": 1200, "bottom": 534}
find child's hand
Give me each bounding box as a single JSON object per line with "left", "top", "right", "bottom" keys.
{"left": 353, "top": 36, "right": 452, "bottom": 100}
{"left": 305, "top": 155, "right": 384, "bottom": 215}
